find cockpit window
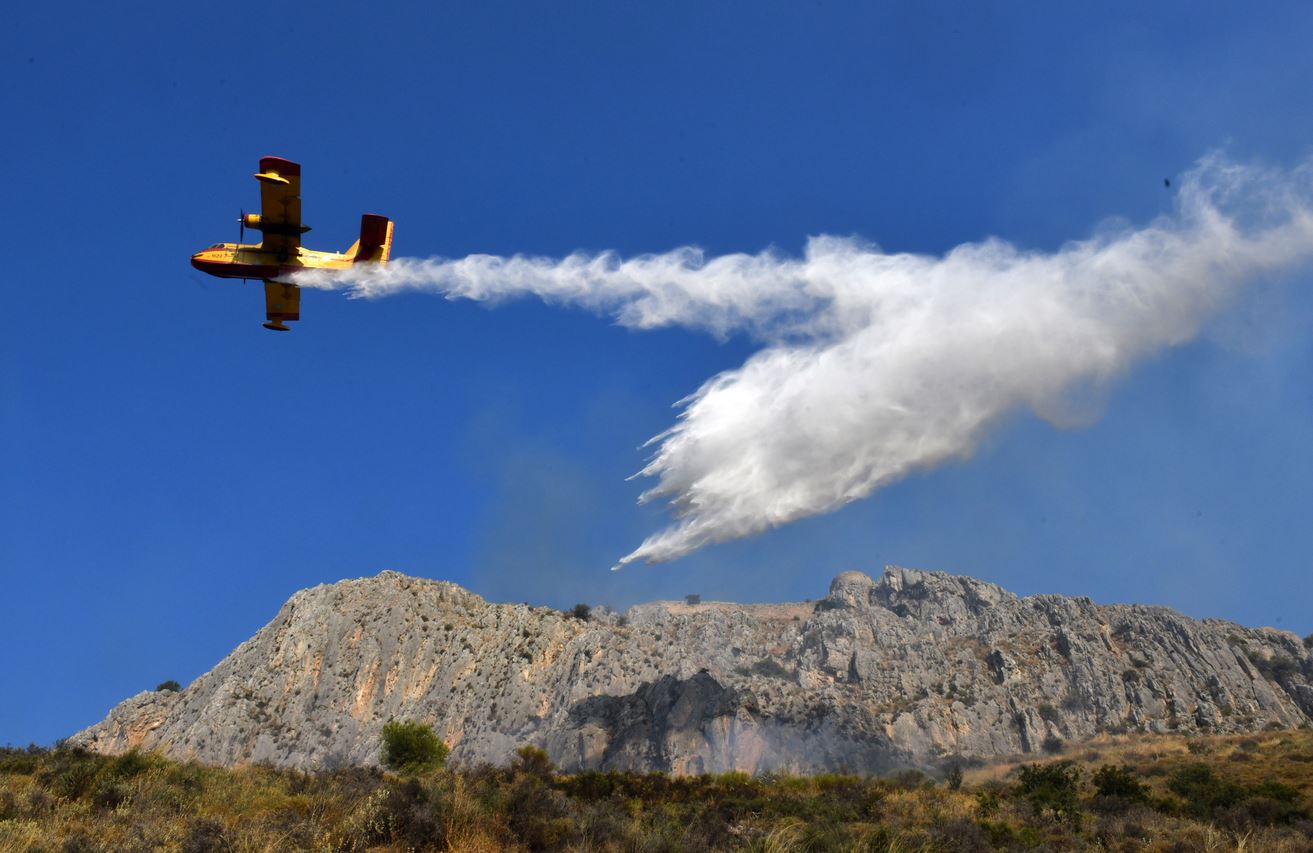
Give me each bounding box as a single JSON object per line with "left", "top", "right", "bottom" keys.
{"left": 210, "top": 243, "right": 226, "bottom": 249}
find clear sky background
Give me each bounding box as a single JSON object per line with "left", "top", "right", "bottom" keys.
{"left": 3, "top": 1, "right": 1313, "bottom": 746}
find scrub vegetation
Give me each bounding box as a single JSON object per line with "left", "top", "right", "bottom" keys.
{"left": 380, "top": 720, "right": 449, "bottom": 776}
{"left": 1, "top": 729, "right": 1310, "bottom": 851}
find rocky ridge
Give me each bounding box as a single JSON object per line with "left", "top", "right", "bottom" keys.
{"left": 71, "top": 567, "right": 1313, "bottom": 774}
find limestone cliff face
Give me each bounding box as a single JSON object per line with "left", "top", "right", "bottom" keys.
{"left": 70, "top": 567, "right": 1313, "bottom": 774}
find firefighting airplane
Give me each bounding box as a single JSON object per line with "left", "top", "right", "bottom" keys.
{"left": 190, "top": 156, "right": 393, "bottom": 330}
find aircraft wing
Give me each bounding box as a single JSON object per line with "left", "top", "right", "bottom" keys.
{"left": 263, "top": 280, "right": 299, "bottom": 331}
{"left": 255, "top": 156, "right": 303, "bottom": 256}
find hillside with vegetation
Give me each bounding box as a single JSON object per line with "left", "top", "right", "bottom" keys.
{"left": 3, "top": 729, "right": 1312, "bottom": 851}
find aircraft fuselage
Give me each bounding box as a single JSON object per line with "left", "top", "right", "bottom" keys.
{"left": 190, "top": 243, "right": 352, "bottom": 284}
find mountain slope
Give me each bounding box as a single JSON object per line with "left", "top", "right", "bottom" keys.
{"left": 71, "top": 567, "right": 1313, "bottom": 773}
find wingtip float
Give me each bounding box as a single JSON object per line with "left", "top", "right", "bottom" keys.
{"left": 190, "top": 156, "right": 393, "bottom": 331}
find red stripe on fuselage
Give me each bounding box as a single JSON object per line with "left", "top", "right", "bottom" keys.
{"left": 190, "top": 256, "right": 296, "bottom": 280}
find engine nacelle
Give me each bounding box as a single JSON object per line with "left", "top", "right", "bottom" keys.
{"left": 238, "top": 212, "right": 311, "bottom": 235}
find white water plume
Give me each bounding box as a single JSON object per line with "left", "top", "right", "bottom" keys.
{"left": 296, "top": 156, "right": 1313, "bottom": 567}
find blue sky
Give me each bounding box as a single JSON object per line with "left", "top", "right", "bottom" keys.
{"left": 3, "top": 1, "right": 1312, "bottom": 746}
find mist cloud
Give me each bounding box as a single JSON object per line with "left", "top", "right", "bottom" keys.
{"left": 296, "top": 156, "right": 1313, "bottom": 567}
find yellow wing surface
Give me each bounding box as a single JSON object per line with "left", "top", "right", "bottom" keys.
{"left": 263, "top": 281, "right": 299, "bottom": 332}
{"left": 254, "top": 156, "right": 303, "bottom": 258}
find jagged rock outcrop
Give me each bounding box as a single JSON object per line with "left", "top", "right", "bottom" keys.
{"left": 71, "top": 567, "right": 1313, "bottom": 774}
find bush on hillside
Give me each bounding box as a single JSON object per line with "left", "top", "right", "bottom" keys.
{"left": 379, "top": 719, "right": 448, "bottom": 775}
{"left": 514, "top": 745, "right": 554, "bottom": 778}
{"left": 1167, "top": 763, "right": 1245, "bottom": 818}
{"left": 1246, "top": 651, "right": 1299, "bottom": 682}
{"left": 1092, "top": 764, "right": 1149, "bottom": 803}
{"left": 1015, "top": 760, "right": 1083, "bottom": 826}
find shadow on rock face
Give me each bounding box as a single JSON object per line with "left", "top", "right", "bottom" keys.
{"left": 552, "top": 672, "right": 906, "bottom": 775}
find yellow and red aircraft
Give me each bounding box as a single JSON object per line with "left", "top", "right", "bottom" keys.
{"left": 190, "top": 156, "right": 393, "bottom": 331}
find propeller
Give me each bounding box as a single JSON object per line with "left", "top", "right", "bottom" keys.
{"left": 235, "top": 210, "right": 248, "bottom": 283}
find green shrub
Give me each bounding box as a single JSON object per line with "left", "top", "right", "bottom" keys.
{"left": 91, "top": 778, "right": 129, "bottom": 811}
{"left": 1220, "top": 796, "right": 1308, "bottom": 829}
{"left": 60, "top": 831, "right": 96, "bottom": 853}
{"left": 379, "top": 719, "right": 448, "bottom": 775}
{"left": 977, "top": 819, "right": 1018, "bottom": 846}
{"left": 1015, "top": 760, "right": 1083, "bottom": 825}
{"left": 571, "top": 603, "right": 591, "bottom": 621}
{"left": 1037, "top": 703, "right": 1061, "bottom": 724}
{"left": 976, "top": 786, "right": 1003, "bottom": 818}
{"left": 41, "top": 749, "right": 101, "bottom": 800}
{"left": 507, "top": 775, "right": 574, "bottom": 849}
{"left": 1252, "top": 780, "right": 1301, "bottom": 803}
{"left": 182, "top": 817, "right": 227, "bottom": 853}
{"left": 513, "top": 745, "right": 554, "bottom": 778}
{"left": 109, "top": 749, "right": 157, "bottom": 779}
{"left": 889, "top": 768, "right": 931, "bottom": 790}
{"left": 1092, "top": 764, "right": 1149, "bottom": 802}
{"left": 0, "top": 744, "right": 45, "bottom": 775}
{"left": 1215, "top": 782, "right": 1311, "bottom": 830}
{"left": 1167, "top": 763, "right": 1245, "bottom": 818}
{"left": 156, "top": 679, "right": 181, "bottom": 692}
{"left": 371, "top": 777, "right": 446, "bottom": 848}
{"left": 1246, "top": 651, "right": 1300, "bottom": 682}
{"left": 0, "top": 789, "right": 17, "bottom": 820}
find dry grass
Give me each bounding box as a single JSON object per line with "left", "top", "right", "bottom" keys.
{"left": 0, "top": 730, "right": 1310, "bottom": 851}
{"left": 965, "top": 727, "right": 1313, "bottom": 792}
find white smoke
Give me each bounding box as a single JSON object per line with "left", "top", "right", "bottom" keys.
{"left": 296, "top": 156, "right": 1313, "bottom": 567}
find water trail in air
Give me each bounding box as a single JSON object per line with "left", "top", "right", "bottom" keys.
{"left": 296, "top": 155, "right": 1313, "bottom": 567}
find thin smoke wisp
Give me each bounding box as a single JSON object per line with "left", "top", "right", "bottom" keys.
{"left": 296, "top": 157, "right": 1313, "bottom": 567}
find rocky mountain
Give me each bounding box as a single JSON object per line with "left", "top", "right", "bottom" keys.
{"left": 71, "top": 567, "right": 1313, "bottom": 775}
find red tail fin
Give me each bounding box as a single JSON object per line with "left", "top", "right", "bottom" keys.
{"left": 352, "top": 214, "right": 393, "bottom": 264}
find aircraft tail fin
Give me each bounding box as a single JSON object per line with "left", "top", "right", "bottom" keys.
{"left": 352, "top": 214, "right": 393, "bottom": 264}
